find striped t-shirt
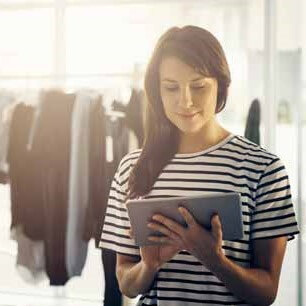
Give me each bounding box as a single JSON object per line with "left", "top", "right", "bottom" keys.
{"left": 99, "top": 134, "right": 299, "bottom": 306}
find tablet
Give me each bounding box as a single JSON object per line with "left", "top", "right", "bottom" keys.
{"left": 126, "top": 192, "right": 244, "bottom": 246}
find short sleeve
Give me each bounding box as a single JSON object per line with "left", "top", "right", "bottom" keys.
{"left": 99, "top": 157, "right": 140, "bottom": 257}
{"left": 251, "top": 158, "right": 300, "bottom": 241}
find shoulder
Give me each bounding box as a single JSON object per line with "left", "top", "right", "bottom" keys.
{"left": 116, "top": 149, "right": 143, "bottom": 179}
{"left": 229, "top": 135, "right": 279, "bottom": 163}
{"left": 229, "top": 135, "right": 289, "bottom": 184}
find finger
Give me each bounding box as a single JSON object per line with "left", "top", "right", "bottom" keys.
{"left": 151, "top": 215, "right": 185, "bottom": 236}
{"left": 148, "top": 235, "right": 176, "bottom": 245}
{"left": 148, "top": 222, "right": 181, "bottom": 242}
{"left": 211, "top": 214, "right": 223, "bottom": 241}
{"left": 178, "top": 206, "right": 196, "bottom": 227}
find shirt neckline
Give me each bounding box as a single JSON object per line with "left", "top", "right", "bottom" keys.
{"left": 174, "top": 133, "right": 235, "bottom": 158}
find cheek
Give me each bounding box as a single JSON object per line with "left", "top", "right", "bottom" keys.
{"left": 161, "top": 93, "right": 175, "bottom": 113}
{"left": 162, "top": 102, "right": 173, "bottom": 120}
{"left": 195, "top": 91, "right": 217, "bottom": 111}
{"left": 161, "top": 90, "right": 177, "bottom": 103}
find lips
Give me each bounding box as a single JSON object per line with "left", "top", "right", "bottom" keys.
{"left": 177, "top": 112, "right": 199, "bottom": 118}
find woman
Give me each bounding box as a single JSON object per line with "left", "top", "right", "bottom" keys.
{"left": 99, "top": 26, "right": 299, "bottom": 306}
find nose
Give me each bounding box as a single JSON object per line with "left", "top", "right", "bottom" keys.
{"left": 178, "top": 85, "right": 193, "bottom": 108}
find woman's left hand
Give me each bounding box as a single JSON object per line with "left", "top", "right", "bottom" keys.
{"left": 147, "top": 207, "right": 224, "bottom": 270}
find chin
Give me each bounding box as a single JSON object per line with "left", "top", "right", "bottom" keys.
{"left": 175, "top": 122, "right": 204, "bottom": 134}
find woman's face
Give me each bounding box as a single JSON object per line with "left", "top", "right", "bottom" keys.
{"left": 159, "top": 56, "right": 218, "bottom": 134}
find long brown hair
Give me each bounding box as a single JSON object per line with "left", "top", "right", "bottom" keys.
{"left": 128, "top": 26, "right": 231, "bottom": 198}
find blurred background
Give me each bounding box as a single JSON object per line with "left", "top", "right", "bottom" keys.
{"left": 0, "top": 0, "right": 305, "bottom": 305}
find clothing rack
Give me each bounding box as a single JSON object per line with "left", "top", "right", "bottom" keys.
{"left": 0, "top": 63, "right": 144, "bottom": 82}
{"left": 0, "top": 73, "right": 132, "bottom": 80}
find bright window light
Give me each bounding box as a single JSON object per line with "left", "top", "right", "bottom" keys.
{"left": 0, "top": 9, "right": 54, "bottom": 76}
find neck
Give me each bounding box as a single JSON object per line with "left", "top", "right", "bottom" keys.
{"left": 178, "top": 119, "right": 230, "bottom": 154}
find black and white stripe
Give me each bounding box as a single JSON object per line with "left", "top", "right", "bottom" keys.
{"left": 99, "top": 134, "right": 299, "bottom": 305}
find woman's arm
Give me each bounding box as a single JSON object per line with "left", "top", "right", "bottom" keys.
{"left": 211, "top": 237, "right": 287, "bottom": 306}
{"left": 116, "top": 254, "right": 158, "bottom": 298}
{"left": 148, "top": 209, "right": 288, "bottom": 306}
{"left": 116, "top": 240, "right": 181, "bottom": 298}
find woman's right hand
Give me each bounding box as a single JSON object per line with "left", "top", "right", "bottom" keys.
{"left": 128, "top": 229, "right": 181, "bottom": 271}
{"left": 140, "top": 242, "right": 181, "bottom": 271}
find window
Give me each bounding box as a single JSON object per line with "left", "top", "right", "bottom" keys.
{"left": 0, "top": 9, "right": 54, "bottom": 77}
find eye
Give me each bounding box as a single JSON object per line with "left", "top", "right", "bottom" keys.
{"left": 191, "top": 84, "right": 206, "bottom": 90}
{"left": 164, "top": 86, "right": 178, "bottom": 92}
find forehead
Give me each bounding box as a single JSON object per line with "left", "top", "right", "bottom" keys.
{"left": 159, "top": 56, "right": 204, "bottom": 81}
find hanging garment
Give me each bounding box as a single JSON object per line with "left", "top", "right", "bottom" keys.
{"left": 112, "top": 88, "right": 144, "bottom": 147}
{"left": 84, "top": 101, "right": 129, "bottom": 306}
{"left": 84, "top": 98, "right": 123, "bottom": 306}
{"left": 84, "top": 98, "right": 130, "bottom": 246}
{"left": 11, "top": 225, "right": 47, "bottom": 284}
{"left": 0, "top": 111, "right": 10, "bottom": 175}
{"left": 65, "top": 93, "right": 91, "bottom": 278}
{"left": 7, "top": 103, "right": 43, "bottom": 239}
{"left": 244, "top": 98, "right": 261, "bottom": 145}
{"left": 108, "top": 116, "right": 130, "bottom": 167}
{"left": 27, "top": 95, "right": 44, "bottom": 152}
{"left": 0, "top": 94, "right": 14, "bottom": 173}
{"left": 31, "top": 90, "right": 75, "bottom": 286}
{"left": 83, "top": 98, "right": 107, "bottom": 245}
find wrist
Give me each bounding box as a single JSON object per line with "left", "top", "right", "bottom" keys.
{"left": 141, "top": 260, "right": 160, "bottom": 275}
{"left": 209, "top": 250, "right": 228, "bottom": 274}
{"left": 201, "top": 248, "right": 227, "bottom": 273}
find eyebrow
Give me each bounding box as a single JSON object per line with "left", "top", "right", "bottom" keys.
{"left": 161, "top": 77, "right": 205, "bottom": 83}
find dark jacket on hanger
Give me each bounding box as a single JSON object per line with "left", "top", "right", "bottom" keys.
{"left": 112, "top": 88, "right": 144, "bottom": 147}
{"left": 84, "top": 99, "right": 130, "bottom": 247}
{"left": 31, "top": 90, "right": 75, "bottom": 286}
{"left": 7, "top": 103, "right": 43, "bottom": 239}
{"left": 85, "top": 105, "right": 129, "bottom": 306}
{"left": 244, "top": 98, "right": 261, "bottom": 145}
{"left": 83, "top": 98, "right": 107, "bottom": 246}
